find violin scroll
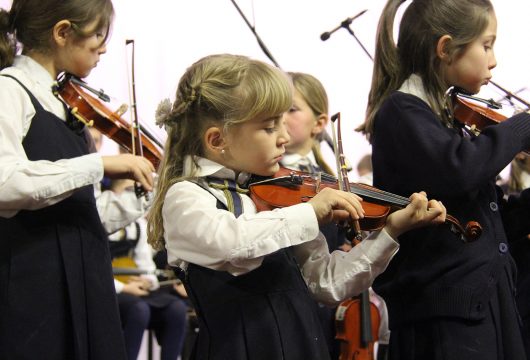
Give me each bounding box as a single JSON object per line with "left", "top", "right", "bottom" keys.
{"left": 446, "top": 215, "right": 482, "bottom": 243}
{"left": 463, "top": 220, "right": 483, "bottom": 242}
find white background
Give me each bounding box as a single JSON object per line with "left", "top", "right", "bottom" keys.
{"left": 2, "top": 0, "right": 529, "bottom": 180}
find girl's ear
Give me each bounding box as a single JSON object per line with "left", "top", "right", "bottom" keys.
{"left": 203, "top": 126, "right": 226, "bottom": 154}
{"left": 52, "top": 20, "right": 73, "bottom": 47}
{"left": 436, "top": 35, "right": 453, "bottom": 63}
{"left": 311, "top": 113, "right": 329, "bottom": 136}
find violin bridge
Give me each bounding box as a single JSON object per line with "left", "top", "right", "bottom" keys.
{"left": 310, "top": 172, "right": 321, "bottom": 193}
{"left": 468, "top": 124, "right": 481, "bottom": 136}
{"left": 115, "top": 104, "right": 129, "bottom": 117}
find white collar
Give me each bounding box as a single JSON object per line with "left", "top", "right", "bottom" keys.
{"left": 183, "top": 156, "right": 251, "bottom": 184}
{"left": 12, "top": 55, "right": 56, "bottom": 89}
{"left": 398, "top": 74, "right": 431, "bottom": 108}
{"left": 281, "top": 151, "right": 317, "bottom": 168}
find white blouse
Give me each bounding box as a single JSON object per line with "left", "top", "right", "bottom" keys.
{"left": 0, "top": 56, "right": 103, "bottom": 218}
{"left": 0, "top": 56, "right": 146, "bottom": 230}
{"left": 163, "top": 156, "right": 399, "bottom": 306}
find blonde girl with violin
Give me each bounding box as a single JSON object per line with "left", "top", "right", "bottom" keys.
{"left": 0, "top": 1, "right": 155, "bottom": 358}
{"left": 147, "top": 53, "right": 447, "bottom": 360}
{"left": 357, "top": 0, "right": 530, "bottom": 359}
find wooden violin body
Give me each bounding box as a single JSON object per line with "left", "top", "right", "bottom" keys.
{"left": 54, "top": 74, "right": 163, "bottom": 168}
{"left": 250, "top": 167, "right": 391, "bottom": 232}
{"left": 453, "top": 93, "right": 530, "bottom": 156}
{"left": 335, "top": 292, "right": 380, "bottom": 360}
{"left": 453, "top": 95, "right": 507, "bottom": 133}
{"left": 249, "top": 167, "right": 482, "bottom": 242}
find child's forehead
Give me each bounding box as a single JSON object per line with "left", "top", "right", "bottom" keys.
{"left": 252, "top": 113, "right": 284, "bottom": 123}
{"left": 481, "top": 11, "right": 497, "bottom": 37}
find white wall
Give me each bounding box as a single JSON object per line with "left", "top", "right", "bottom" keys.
{"left": 2, "top": 0, "right": 529, "bottom": 180}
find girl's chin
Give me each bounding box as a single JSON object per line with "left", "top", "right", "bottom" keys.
{"left": 254, "top": 165, "right": 279, "bottom": 177}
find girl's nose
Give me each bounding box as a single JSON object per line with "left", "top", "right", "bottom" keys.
{"left": 489, "top": 51, "right": 497, "bottom": 70}
{"left": 278, "top": 119, "right": 290, "bottom": 145}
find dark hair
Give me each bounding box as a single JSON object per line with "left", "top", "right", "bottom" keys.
{"left": 0, "top": 0, "right": 114, "bottom": 69}
{"left": 358, "top": 0, "right": 493, "bottom": 139}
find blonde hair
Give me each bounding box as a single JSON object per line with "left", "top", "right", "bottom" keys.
{"left": 148, "top": 54, "right": 292, "bottom": 250}
{"left": 288, "top": 72, "right": 334, "bottom": 175}
{"left": 0, "top": 0, "right": 113, "bottom": 69}
{"left": 357, "top": 0, "right": 493, "bottom": 140}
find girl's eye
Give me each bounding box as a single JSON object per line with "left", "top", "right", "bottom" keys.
{"left": 289, "top": 107, "right": 298, "bottom": 113}
{"left": 264, "top": 126, "right": 277, "bottom": 134}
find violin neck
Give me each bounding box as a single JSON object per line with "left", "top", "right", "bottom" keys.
{"left": 349, "top": 183, "right": 410, "bottom": 208}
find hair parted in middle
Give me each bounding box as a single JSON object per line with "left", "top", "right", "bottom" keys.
{"left": 148, "top": 53, "right": 293, "bottom": 250}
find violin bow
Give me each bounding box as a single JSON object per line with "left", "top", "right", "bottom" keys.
{"left": 125, "top": 39, "right": 148, "bottom": 198}
{"left": 330, "top": 112, "right": 363, "bottom": 241}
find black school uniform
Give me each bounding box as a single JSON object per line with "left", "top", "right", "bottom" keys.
{"left": 0, "top": 77, "right": 126, "bottom": 359}
{"left": 371, "top": 90, "right": 530, "bottom": 360}
{"left": 176, "top": 189, "right": 330, "bottom": 360}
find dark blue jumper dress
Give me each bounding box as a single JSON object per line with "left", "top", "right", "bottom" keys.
{"left": 0, "top": 76, "right": 126, "bottom": 360}
{"left": 176, "top": 182, "right": 331, "bottom": 360}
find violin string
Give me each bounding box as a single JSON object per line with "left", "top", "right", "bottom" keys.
{"left": 319, "top": 173, "right": 410, "bottom": 207}
{"left": 349, "top": 185, "right": 410, "bottom": 207}
{"left": 350, "top": 183, "right": 410, "bottom": 203}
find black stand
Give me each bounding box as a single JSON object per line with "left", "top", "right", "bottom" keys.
{"left": 342, "top": 22, "right": 374, "bottom": 61}
{"left": 229, "top": 0, "right": 281, "bottom": 68}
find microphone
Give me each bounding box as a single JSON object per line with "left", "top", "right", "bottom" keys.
{"left": 321, "top": 9, "right": 368, "bottom": 41}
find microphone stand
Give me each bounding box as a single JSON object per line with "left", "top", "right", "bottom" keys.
{"left": 229, "top": 0, "right": 281, "bottom": 69}
{"left": 228, "top": 0, "right": 348, "bottom": 164}
{"left": 321, "top": 10, "right": 373, "bottom": 62}
{"left": 342, "top": 23, "right": 373, "bottom": 62}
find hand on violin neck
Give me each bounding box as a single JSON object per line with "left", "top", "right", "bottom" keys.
{"left": 308, "top": 187, "right": 364, "bottom": 226}
{"left": 384, "top": 192, "right": 447, "bottom": 239}
{"left": 102, "top": 154, "right": 155, "bottom": 192}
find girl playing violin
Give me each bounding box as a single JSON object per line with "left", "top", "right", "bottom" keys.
{"left": 147, "top": 53, "right": 446, "bottom": 360}
{"left": 0, "top": 1, "right": 154, "bottom": 358}
{"left": 357, "top": 1, "right": 530, "bottom": 359}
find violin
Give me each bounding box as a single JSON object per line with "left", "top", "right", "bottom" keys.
{"left": 53, "top": 74, "right": 164, "bottom": 169}
{"left": 249, "top": 167, "right": 482, "bottom": 242}
{"left": 452, "top": 91, "right": 530, "bottom": 156}
{"left": 335, "top": 291, "right": 380, "bottom": 360}
{"left": 453, "top": 93, "right": 507, "bottom": 134}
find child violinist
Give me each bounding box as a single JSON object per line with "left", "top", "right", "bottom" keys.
{"left": 147, "top": 53, "right": 447, "bottom": 360}
{"left": 357, "top": 0, "right": 530, "bottom": 359}
{"left": 0, "top": 1, "right": 154, "bottom": 358}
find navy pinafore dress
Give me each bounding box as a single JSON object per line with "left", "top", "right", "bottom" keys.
{"left": 0, "top": 76, "right": 126, "bottom": 360}
{"left": 176, "top": 181, "right": 330, "bottom": 360}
